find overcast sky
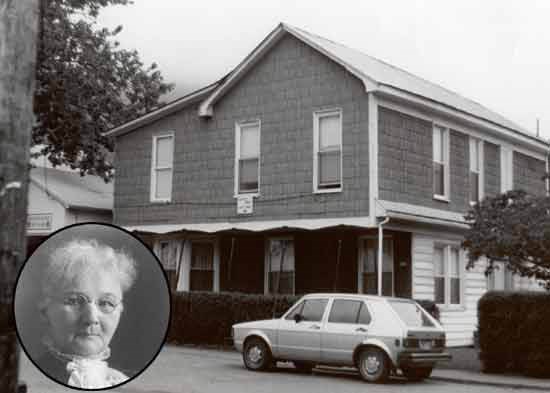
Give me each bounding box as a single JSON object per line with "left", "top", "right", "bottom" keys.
{"left": 98, "top": 0, "right": 550, "bottom": 140}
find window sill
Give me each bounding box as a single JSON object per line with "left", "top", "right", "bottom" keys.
{"left": 437, "top": 304, "right": 466, "bottom": 312}
{"left": 234, "top": 192, "right": 260, "bottom": 198}
{"left": 433, "top": 194, "right": 450, "bottom": 203}
{"left": 314, "top": 187, "right": 343, "bottom": 194}
{"left": 150, "top": 198, "right": 172, "bottom": 204}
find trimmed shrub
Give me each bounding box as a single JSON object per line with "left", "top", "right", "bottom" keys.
{"left": 478, "top": 291, "right": 550, "bottom": 377}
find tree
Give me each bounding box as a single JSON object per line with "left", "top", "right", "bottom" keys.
{"left": 0, "top": 0, "right": 39, "bottom": 391}
{"left": 463, "top": 190, "right": 550, "bottom": 289}
{"left": 33, "top": 0, "right": 173, "bottom": 181}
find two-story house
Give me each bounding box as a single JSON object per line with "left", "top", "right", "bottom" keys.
{"left": 106, "top": 23, "right": 549, "bottom": 346}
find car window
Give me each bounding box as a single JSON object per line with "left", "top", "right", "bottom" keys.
{"left": 301, "top": 299, "right": 328, "bottom": 322}
{"left": 388, "top": 300, "right": 434, "bottom": 327}
{"left": 357, "top": 302, "right": 372, "bottom": 325}
{"left": 328, "top": 299, "right": 363, "bottom": 324}
{"left": 284, "top": 300, "right": 305, "bottom": 320}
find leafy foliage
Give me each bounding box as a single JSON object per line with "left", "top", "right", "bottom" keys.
{"left": 463, "top": 190, "right": 550, "bottom": 289}
{"left": 33, "top": 0, "right": 173, "bottom": 180}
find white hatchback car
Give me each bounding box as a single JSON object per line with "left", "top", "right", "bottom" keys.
{"left": 232, "top": 293, "right": 451, "bottom": 383}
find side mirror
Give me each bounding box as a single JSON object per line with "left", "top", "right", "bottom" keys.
{"left": 294, "top": 313, "right": 303, "bottom": 323}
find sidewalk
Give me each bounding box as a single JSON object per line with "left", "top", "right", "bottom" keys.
{"left": 431, "top": 368, "right": 550, "bottom": 391}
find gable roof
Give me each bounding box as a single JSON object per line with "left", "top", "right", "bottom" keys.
{"left": 30, "top": 167, "right": 113, "bottom": 211}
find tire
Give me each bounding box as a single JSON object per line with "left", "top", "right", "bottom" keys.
{"left": 293, "top": 361, "right": 314, "bottom": 373}
{"left": 243, "top": 337, "right": 272, "bottom": 371}
{"left": 401, "top": 366, "right": 433, "bottom": 381}
{"left": 357, "top": 347, "right": 390, "bottom": 383}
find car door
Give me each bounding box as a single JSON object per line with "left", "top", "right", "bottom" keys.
{"left": 321, "top": 298, "right": 373, "bottom": 365}
{"left": 277, "top": 298, "right": 328, "bottom": 362}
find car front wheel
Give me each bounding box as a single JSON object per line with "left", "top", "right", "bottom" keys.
{"left": 243, "top": 337, "right": 272, "bottom": 371}
{"left": 357, "top": 347, "right": 390, "bottom": 383}
{"left": 401, "top": 366, "right": 433, "bottom": 381}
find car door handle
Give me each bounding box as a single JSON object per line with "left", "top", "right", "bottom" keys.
{"left": 309, "top": 324, "right": 321, "bottom": 330}
{"left": 355, "top": 327, "right": 368, "bottom": 333}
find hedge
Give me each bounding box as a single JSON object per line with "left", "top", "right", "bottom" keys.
{"left": 478, "top": 291, "right": 550, "bottom": 378}
{"left": 168, "top": 292, "right": 440, "bottom": 346}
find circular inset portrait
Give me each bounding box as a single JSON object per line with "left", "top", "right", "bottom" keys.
{"left": 14, "top": 223, "right": 171, "bottom": 390}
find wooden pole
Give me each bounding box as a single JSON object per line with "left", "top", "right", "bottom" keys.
{"left": 0, "top": 0, "right": 39, "bottom": 391}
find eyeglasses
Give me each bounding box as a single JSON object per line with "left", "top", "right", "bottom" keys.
{"left": 61, "top": 293, "right": 121, "bottom": 314}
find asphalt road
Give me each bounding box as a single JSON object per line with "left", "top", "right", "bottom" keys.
{"left": 19, "top": 345, "right": 540, "bottom": 393}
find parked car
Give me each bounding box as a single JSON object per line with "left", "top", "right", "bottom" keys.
{"left": 232, "top": 293, "right": 451, "bottom": 383}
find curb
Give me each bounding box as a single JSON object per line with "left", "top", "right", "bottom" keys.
{"left": 430, "top": 376, "right": 550, "bottom": 391}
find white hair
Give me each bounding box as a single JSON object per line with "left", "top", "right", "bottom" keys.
{"left": 41, "top": 239, "right": 137, "bottom": 300}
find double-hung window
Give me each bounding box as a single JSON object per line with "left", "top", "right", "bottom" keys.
{"left": 314, "top": 109, "right": 342, "bottom": 192}
{"left": 151, "top": 133, "right": 174, "bottom": 202}
{"left": 433, "top": 125, "right": 449, "bottom": 200}
{"left": 265, "top": 238, "right": 295, "bottom": 295}
{"left": 190, "top": 242, "right": 215, "bottom": 291}
{"left": 235, "top": 121, "right": 260, "bottom": 195}
{"left": 433, "top": 244, "right": 462, "bottom": 307}
{"left": 469, "top": 137, "right": 484, "bottom": 203}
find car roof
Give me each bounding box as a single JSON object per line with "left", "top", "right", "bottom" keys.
{"left": 300, "top": 293, "right": 415, "bottom": 302}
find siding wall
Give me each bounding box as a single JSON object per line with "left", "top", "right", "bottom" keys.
{"left": 115, "top": 34, "right": 370, "bottom": 226}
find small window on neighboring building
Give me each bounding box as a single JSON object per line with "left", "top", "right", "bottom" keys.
{"left": 433, "top": 244, "right": 462, "bottom": 306}
{"left": 266, "top": 238, "right": 295, "bottom": 295}
{"left": 469, "top": 137, "right": 484, "bottom": 203}
{"left": 151, "top": 134, "right": 174, "bottom": 202}
{"left": 433, "top": 125, "right": 449, "bottom": 199}
{"left": 190, "top": 242, "right": 214, "bottom": 291}
{"left": 314, "top": 109, "right": 342, "bottom": 192}
{"left": 235, "top": 121, "right": 260, "bottom": 194}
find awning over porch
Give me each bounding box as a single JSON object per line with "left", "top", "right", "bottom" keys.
{"left": 122, "top": 216, "right": 376, "bottom": 234}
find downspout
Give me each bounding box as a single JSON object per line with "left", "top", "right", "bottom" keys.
{"left": 377, "top": 216, "right": 390, "bottom": 296}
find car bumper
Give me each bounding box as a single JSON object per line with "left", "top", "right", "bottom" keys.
{"left": 398, "top": 351, "right": 452, "bottom": 366}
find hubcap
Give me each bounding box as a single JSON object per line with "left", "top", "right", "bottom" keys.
{"left": 248, "top": 346, "right": 263, "bottom": 364}
{"left": 364, "top": 355, "right": 380, "bottom": 374}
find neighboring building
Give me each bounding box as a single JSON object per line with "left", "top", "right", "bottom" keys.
{"left": 106, "top": 23, "right": 549, "bottom": 346}
{"left": 27, "top": 166, "right": 113, "bottom": 254}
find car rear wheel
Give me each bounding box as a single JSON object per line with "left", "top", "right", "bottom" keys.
{"left": 243, "top": 337, "right": 272, "bottom": 371}
{"left": 401, "top": 366, "right": 433, "bottom": 381}
{"left": 293, "top": 361, "right": 314, "bottom": 373}
{"left": 357, "top": 347, "right": 390, "bottom": 383}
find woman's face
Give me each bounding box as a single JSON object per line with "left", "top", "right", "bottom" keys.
{"left": 43, "top": 269, "right": 123, "bottom": 357}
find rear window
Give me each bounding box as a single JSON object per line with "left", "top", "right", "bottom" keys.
{"left": 388, "top": 300, "right": 435, "bottom": 327}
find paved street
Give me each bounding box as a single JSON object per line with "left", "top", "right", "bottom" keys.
{"left": 20, "top": 345, "right": 542, "bottom": 393}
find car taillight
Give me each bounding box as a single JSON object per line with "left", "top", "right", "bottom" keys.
{"left": 403, "top": 338, "right": 419, "bottom": 348}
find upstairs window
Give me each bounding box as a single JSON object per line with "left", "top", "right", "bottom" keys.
{"left": 433, "top": 245, "right": 462, "bottom": 307}
{"left": 235, "top": 121, "right": 260, "bottom": 194}
{"left": 151, "top": 134, "right": 174, "bottom": 202}
{"left": 469, "top": 137, "right": 484, "bottom": 203}
{"left": 433, "top": 125, "right": 449, "bottom": 200}
{"left": 314, "top": 109, "right": 342, "bottom": 192}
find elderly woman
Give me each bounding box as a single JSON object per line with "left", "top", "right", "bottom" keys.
{"left": 37, "top": 239, "right": 137, "bottom": 389}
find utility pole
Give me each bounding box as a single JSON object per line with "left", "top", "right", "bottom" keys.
{"left": 0, "top": 1, "right": 39, "bottom": 392}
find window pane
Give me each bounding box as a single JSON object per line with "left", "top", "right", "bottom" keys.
{"left": 301, "top": 299, "right": 328, "bottom": 322}
{"left": 450, "top": 248, "right": 460, "bottom": 276}
{"left": 156, "top": 136, "right": 173, "bottom": 168}
{"left": 433, "top": 162, "right": 444, "bottom": 195}
{"left": 155, "top": 168, "right": 172, "bottom": 199}
{"left": 434, "top": 277, "right": 445, "bottom": 304}
{"left": 269, "top": 271, "right": 294, "bottom": 294}
{"left": 433, "top": 247, "right": 445, "bottom": 275}
{"left": 269, "top": 239, "right": 294, "bottom": 272}
{"left": 190, "top": 270, "right": 213, "bottom": 291}
{"left": 450, "top": 277, "right": 460, "bottom": 304}
{"left": 328, "top": 300, "right": 362, "bottom": 324}
{"left": 470, "top": 172, "right": 479, "bottom": 202}
{"left": 319, "top": 151, "right": 340, "bottom": 186}
{"left": 319, "top": 114, "right": 340, "bottom": 149}
{"left": 285, "top": 301, "right": 304, "bottom": 320}
{"left": 239, "top": 158, "right": 258, "bottom": 192}
{"left": 470, "top": 139, "right": 479, "bottom": 172}
{"left": 363, "top": 273, "right": 377, "bottom": 295}
{"left": 389, "top": 300, "right": 435, "bottom": 328}
{"left": 191, "top": 243, "right": 214, "bottom": 270}
{"left": 240, "top": 124, "right": 259, "bottom": 158}
{"left": 357, "top": 303, "right": 372, "bottom": 325}
{"left": 433, "top": 127, "right": 442, "bottom": 162}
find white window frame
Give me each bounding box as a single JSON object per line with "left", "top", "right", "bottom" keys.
{"left": 433, "top": 243, "right": 464, "bottom": 309}
{"left": 500, "top": 146, "right": 514, "bottom": 192}
{"left": 150, "top": 133, "right": 174, "bottom": 203}
{"left": 313, "top": 108, "right": 343, "bottom": 193}
{"left": 469, "top": 136, "right": 484, "bottom": 204}
{"left": 432, "top": 124, "right": 450, "bottom": 201}
{"left": 264, "top": 236, "right": 295, "bottom": 295}
{"left": 189, "top": 239, "right": 219, "bottom": 292}
{"left": 235, "top": 120, "right": 261, "bottom": 197}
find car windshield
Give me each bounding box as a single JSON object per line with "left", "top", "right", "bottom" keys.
{"left": 388, "top": 300, "right": 435, "bottom": 327}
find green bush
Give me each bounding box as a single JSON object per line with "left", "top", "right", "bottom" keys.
{"left": 478, "top": 291, "right": 550, "bottom": 377}
{"left": 168, "top": 292, "right": 442, "bottom": 346}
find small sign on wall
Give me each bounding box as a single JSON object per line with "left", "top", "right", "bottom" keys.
{"left": 27, "top": 213, "right": 53, "bottom": 232}
{"left": 237, "top": 194, "right": 254, "bottom": 215}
